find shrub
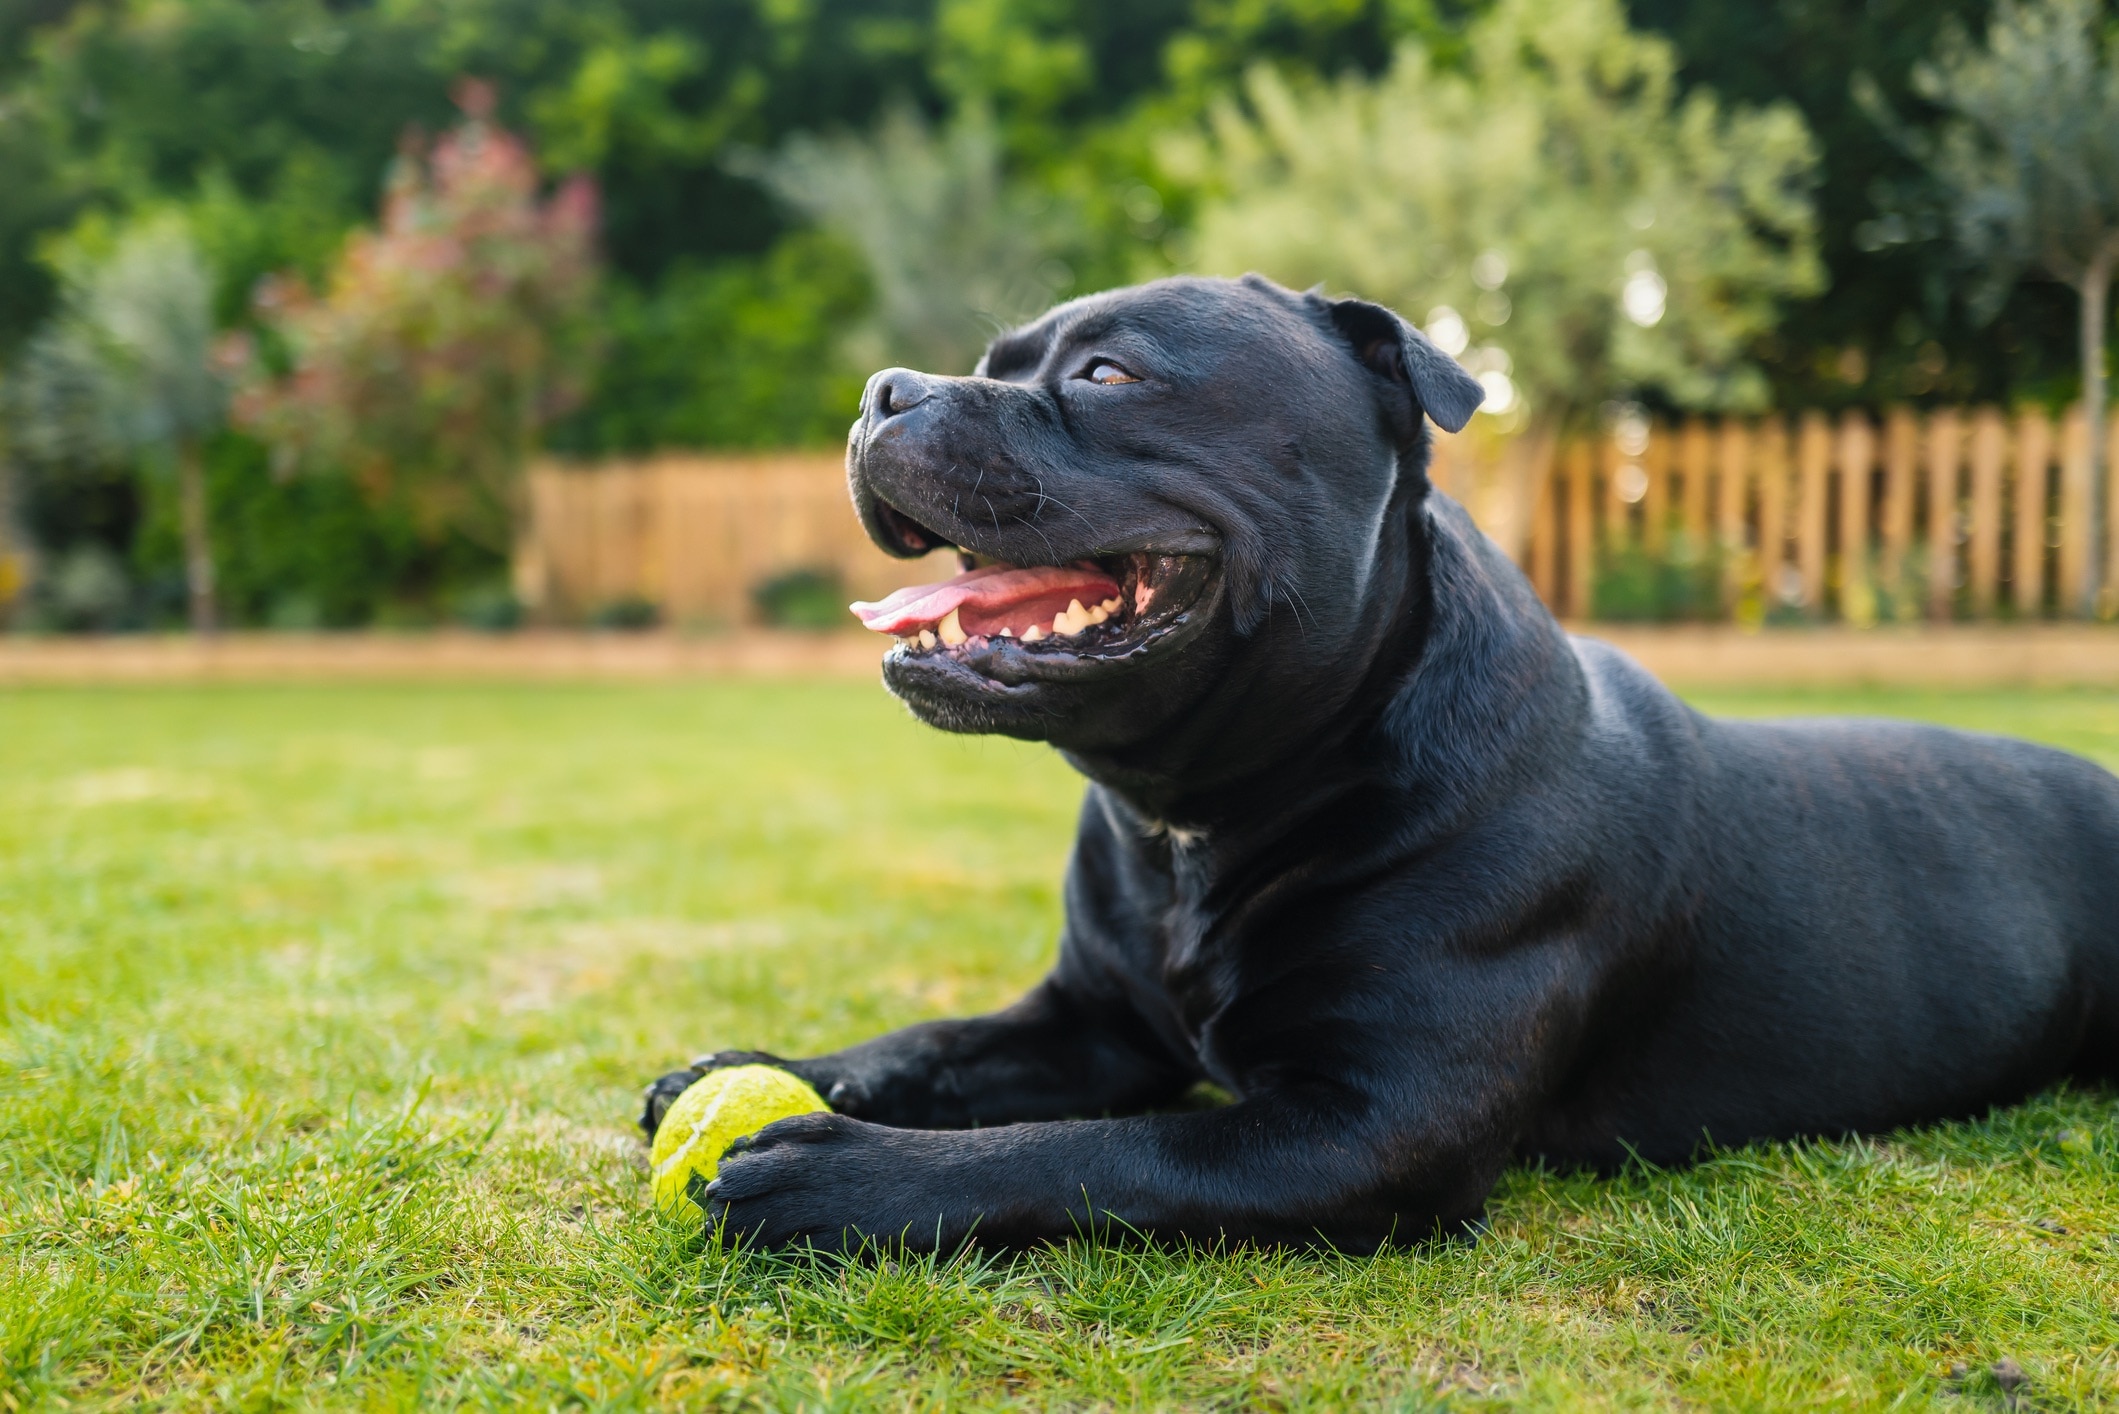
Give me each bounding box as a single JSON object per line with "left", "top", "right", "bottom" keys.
{"left": 751, "top": 566, "right": 848, "bottom": 630}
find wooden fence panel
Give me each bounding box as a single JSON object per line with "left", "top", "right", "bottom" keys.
{"left": 525, "top": 407, "right": 2114, "bottom": 626}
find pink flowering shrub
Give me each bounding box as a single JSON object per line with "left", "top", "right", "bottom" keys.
{"left": 233, "top": 82, "right": 601, "bottom": 553}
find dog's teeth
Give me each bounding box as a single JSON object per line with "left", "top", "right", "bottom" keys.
{"left": 1021, "top": 624, "right": 1045, "bottom": 642}
{"left": 938, "top": 608, "right": 967, "bottom": 646}
{"left": 1085, "top": 603, "right": 1109, "bottom": 625}
{"left": 1053, "top": 599, "right": 1090, "bottom": 636}
{"left": 998, "top": 626, "right": 1013, "bottom": 637}
{"left": 1100, "top": 597, "right": 1120, "bottom": 615}
{"left": 918, "top": 629, "right": 938, "bottom": 650}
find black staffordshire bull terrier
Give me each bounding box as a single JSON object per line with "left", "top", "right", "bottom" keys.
{"left": 642, "top": 274, "right": 2119, "bottom": 1251}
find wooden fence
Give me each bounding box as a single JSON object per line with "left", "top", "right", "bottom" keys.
{"left": 1434, "top": 405, "right": 2119, "bottom": 623}
{"left": 517, "top": 453, "right": 954, "bottom": 625}
{"left": 522, "top": 406, "right": 2119, "bottom": 625}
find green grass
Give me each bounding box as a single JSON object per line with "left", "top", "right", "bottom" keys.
{"left": 3, "top": 680, "right": 2118, "bottom": 1410}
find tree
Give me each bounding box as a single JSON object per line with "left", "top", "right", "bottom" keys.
{"left": 1169, "top": 0, "right": 1820, "bottom": 554}
{"left": 8, "top": 214, "right": 228, "bottom": 631}
{"left": 1896, "top": 0, "right": 2119, "bottom": 617}
{"left": 1629, "top": 0, "right": 2056, "bottom": 410}
{"left": 234, "top": 85, "right": 602, "bottom": 559}
{"left": 751, "top": 105, "right": 1084, "bottom": 376}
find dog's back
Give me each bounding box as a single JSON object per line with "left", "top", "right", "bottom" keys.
{"left": 1533, "top": 640, "right": 2119, "bottom": 1166}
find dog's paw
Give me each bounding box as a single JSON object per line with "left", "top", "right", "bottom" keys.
{"left": 639, "top": 1050, "right": 798, "bottom": 1139}
{"left": 639, "top": 1066, "right": 706, "bottom": 1139}
{"left": 705, "top": 1112, "right": 940, "bottom": 1251}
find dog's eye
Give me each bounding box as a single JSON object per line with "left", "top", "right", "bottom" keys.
{"left": 1083, "top": 361, "right": 1140, "bottom": 386}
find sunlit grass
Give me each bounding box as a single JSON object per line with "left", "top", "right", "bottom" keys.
{"left": 3, "top": 680, "right": 2116, "bottom": 1409}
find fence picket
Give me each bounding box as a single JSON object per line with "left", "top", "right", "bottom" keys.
{"left": 1797, "top": 412, "right": 1832, "bottom": 618}
{"left": 1715, "top": 419, "right": 1750, "bottom": 613}
{"left": 1968, "top": 409, "right": 2007, "bottom": 618}
{"left": 2061, "top": 407, "right": 2092, "bottom": 617}
{"left": 1566, "top": 441, "right": 1596, "bottom": 619}
{"left": 2013, "top": 409, "right": 2052, "bottom": 618}
{"left": 1644, "top": 423, "right": 1673, "bottom": 556}
{"left": 1836, "top": 412, "right": 1875, "bottom": 621}
{"left": 2108, "top": 416, "right": 2119, "bottom": 609}
{"left": 1882, "top": 408, "right": 1919, "bottom": 602}
{"left": 1924, "top": 410, "right": 1963, "bottom": 621}
{"left": 1680, "top": 419, "right": 1712, "bottom": 556}
{"left": 1529, "top": 459, "right": 1559, "bottom": 610}
{"left": 1756, "top": 418, "right": 1792, "bottom": 611}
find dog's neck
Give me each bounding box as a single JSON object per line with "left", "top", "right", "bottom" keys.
{"left": 1066, "top": 486, "right": 1587, "bottom": 851}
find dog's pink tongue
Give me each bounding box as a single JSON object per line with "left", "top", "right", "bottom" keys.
{"left": 851, "top": 563, "right": 1119, "bottom": 636}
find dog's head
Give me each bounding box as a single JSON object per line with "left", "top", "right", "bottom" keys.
{"left": 845, "top": 275, "right": 1482, "bottom": 764}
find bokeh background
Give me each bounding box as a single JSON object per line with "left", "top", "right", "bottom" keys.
{"left": 1, "top": 0, "right": 2116, "bottom": 638}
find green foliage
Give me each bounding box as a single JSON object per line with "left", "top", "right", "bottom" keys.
{"left": 1878, "top": 0, "right": 2119, "bottom": 320}
{"left": 2, "top": 681, "right": 2118, "bottom": 1405}
{"left": 754, "top": 105, "right": 1087, "bottom": 376}
{"left": 0, "top": 0, "right": 450, "bottom": 346}
{"left": 589, "top": 593, "right": 662, "bottom": 630}
{"left": 751, "top": 566, "right": 851, "bottom": 630}
{"left": 233, "top": 95, "right": 603, "bottom": 554}
{"left": 1591, "top": 534, "right": 1723, "bottom": 622}
{"left": 176, "top": 435, "right": 501, "bottom": 629}
{"left": 1883, "top": 0, "right": 2119, "bottom": 614}
{"left": 1629, "top": 0, "right": 2081, "bottom": 409}
{"left": 12, "top": 213, "right": 226, "bottom": 468}
{"left": 1179, "top": 0, "right": 1823, "bottom": 431}
{"left": 8, "top": 211, "right": 230, "bottom": 628}
{"left": 550, "top": 232, "right": 870, "bottom": 454}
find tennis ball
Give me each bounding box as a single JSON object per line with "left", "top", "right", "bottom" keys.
{"left": 649, "top": 1064, "right": 830, "bottom": 1215}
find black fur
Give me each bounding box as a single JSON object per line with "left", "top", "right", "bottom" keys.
{"left": 641, "top": 275, "right": 2119, "bottom": 1252}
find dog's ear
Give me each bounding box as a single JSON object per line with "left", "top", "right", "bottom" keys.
{"left": 1326, "top": 297, "right": 1485, "bottom": 437}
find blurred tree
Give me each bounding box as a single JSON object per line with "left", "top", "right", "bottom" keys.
{"left": 1624, "top": 0, "right": 2057, "bottom": 409}
{"left": 1175, "top": 0, "right": 1820, "bottom": 550}
{"left": 234, "top": 90, "right": 602, "bottom": 557}
{"left": 754, "top": 105, "right": 1085, "bottom": 374}
{"left": 1881, "top": 0, "right": 2119, "bottom": 617}
{"left": 0, "top": 0, "right": 449, "bottom": 353}
{"left": 8, "top": 214, "right": 229, "bottom": 630}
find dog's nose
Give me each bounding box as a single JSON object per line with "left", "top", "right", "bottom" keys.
{"left": 864, "top": 368, "right": 934, "bottom": 427}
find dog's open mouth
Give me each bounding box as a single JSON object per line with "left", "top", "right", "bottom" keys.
{"left": 851, "top": 549, "right": 1215, "bottom": 666}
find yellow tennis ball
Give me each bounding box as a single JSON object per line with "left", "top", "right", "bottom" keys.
{"left": 649, "top": 1064, "right": 830, "bottom": 1215}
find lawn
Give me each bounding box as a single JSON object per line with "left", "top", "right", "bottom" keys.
{"left": 3, "top": 678, "right": 2118, "bottom": 1410}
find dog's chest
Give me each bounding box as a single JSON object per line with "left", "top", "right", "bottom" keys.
{"left": 1151, "top": 839, "right": 1250, "bottom": 1079}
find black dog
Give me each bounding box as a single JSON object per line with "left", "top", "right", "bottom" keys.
{"left": 642, "top": 275, "right": 2119, "bottom": 1251}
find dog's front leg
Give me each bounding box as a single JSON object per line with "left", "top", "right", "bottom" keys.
{"left": 642, "top": 978, "right": 1194, "bottom": 1136}
{"left": 701, "top": 1083, "right": 1509, "bottom": 1252}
